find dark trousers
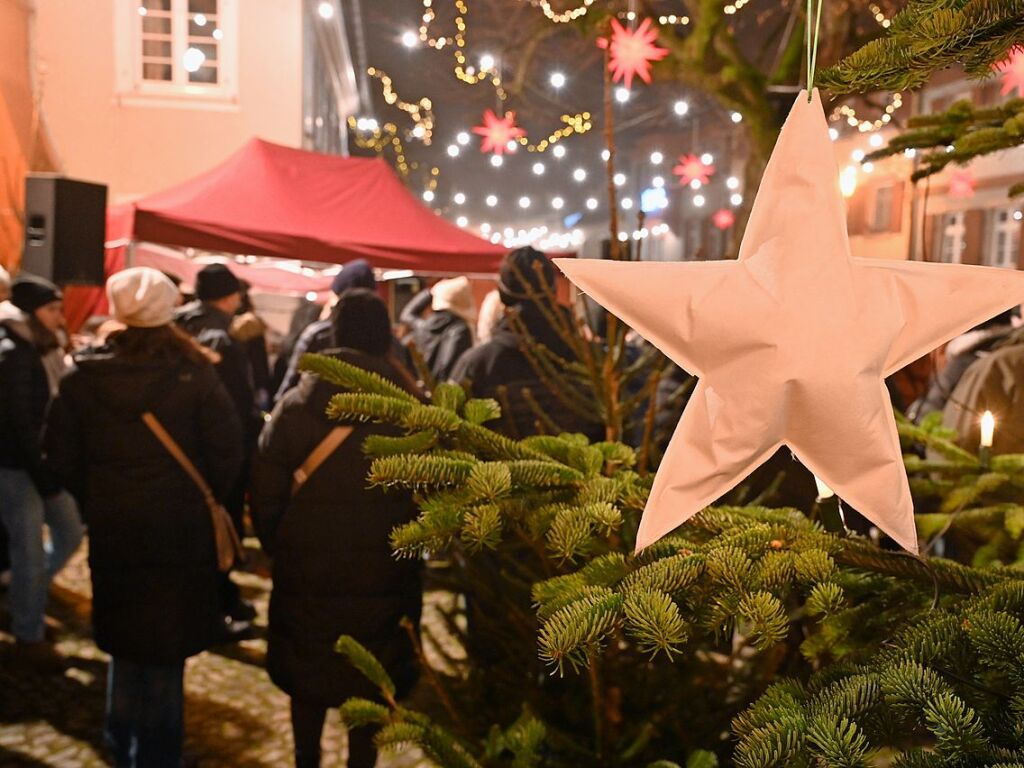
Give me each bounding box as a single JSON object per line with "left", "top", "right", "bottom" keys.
{"left": 105, "top": 657, "right": 185, "bottom": 768}
{"left": 291, "top": 698, "right": 376, "bottom": 768}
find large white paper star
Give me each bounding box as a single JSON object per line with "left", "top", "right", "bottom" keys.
{"left": 555, "top": 90, "right": 1024, "bottom": 554}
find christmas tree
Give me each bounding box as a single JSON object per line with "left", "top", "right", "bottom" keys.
{"left": 300, "top": 354, "right": 1024, "bottom": 766}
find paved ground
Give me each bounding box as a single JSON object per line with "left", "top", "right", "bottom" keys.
{"left": 0, "top": 539, "right": 435, "bottom": 767}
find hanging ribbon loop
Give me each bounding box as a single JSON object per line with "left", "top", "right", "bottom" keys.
{"left": 806, "top": 0, "right": 824, "bottom": 100}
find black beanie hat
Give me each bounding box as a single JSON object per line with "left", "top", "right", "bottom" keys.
{"left": 331, "top": 259, "right": 376, "bottom": 295}
{"left": 195, "top": 264, "right": 241, "bottom": 302}
{"left": 11, "top": 274, "right": 62, "bottom": 313}
{"left": 330, "top": 288, "right": 391, "bottom": 357}
{"left": 497, "top": 247, "right": 555, "bottom": 307}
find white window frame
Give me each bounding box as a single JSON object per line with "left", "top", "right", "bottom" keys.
{"left": 115, "top": 0, "right": 239, "bottom": 108}
{"left": 938, "top": 211, "right": 965, "bottom": 264}
{"left": 987, "top": 207, "right": 1021, "bottom": 269}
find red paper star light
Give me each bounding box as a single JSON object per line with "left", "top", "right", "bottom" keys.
{"left": 599, "top": 18, "right": 668, "bottom": 89}
{"left": 948, "top": 169, "right": 976, "bottom": 199}
{"left": 673, "top": 154, "right": 716, "bottom": 187}
{"left": 712, "top": 209, "right": 736, "bottom": 230}
{"left": 472, "top": 110, "right": 526, "bottom": 155}
{"left": 994, "top": 47, "right": 1024, "bottom": 97}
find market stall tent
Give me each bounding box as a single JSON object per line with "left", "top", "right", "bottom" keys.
{"left": 129, "top": 138, "right": 505, "bottom": 272}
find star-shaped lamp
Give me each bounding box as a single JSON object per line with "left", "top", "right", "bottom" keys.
{"left": 995, "top": 47, "right": 1024, "bottom": 97}
{"left": 673, "top": 154, "right": 716, "bottom": 187}
{"left": 555, "top": 90, "right": 1024, "bottom": 554}
{"left": 712, "top": 209, "right": 735, "bottom": 230}
{"left": 601, "top": 18, "right": 669, "bottom": 89}
{"left": 948, "top": 169, "right": 977, "bottom": 199}
{"left": 473, "top": 110, "right": 526, "bottom": 155}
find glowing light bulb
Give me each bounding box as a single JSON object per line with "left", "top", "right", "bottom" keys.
{"left": 673, "top": 100, "right": 689, "bottom": 116}
{"left": 730, "top": 193, "right": 743, "bottom": 206}
{"left": 981, "top": 410, "right": 995, "bottom": 448}
{"left": 552, "top": 196, "right": 564, "bottom": 210}
{"left": 652, "top": 175, "right": 665, "bottom": 188}
{"left": 862, "top": 162, "right": 875, "bottom": 173}
{"left": 700, "top": 152, "right": 714, "bottom": 165}
{"left": 829, "top": 128, "right": 839, "bottom": 141}
{"left": 453, "top": 192, "right": 466, "bottom": 205}
{"left": 731, "top": 111, "right": 742, "bottom": 123}
{"left": 586, "top": 197, "right": 598, "bottom": 210}
{"left": 212, "top": 28, "right": 223, "bottom": 40}
{"left": 650, "top": 151, "right": 664, "bottom": 165}
{"left": 533, "top": 162, "right": 545, "bottom": 176}
{"left": 851, "top": 149, "right": 866, "bottom": 162}
{"left": 317, "top": 1, "right": 334, "bottom": 20}
{"left": 137, "top": 5, "right": 148, "bottom": 15}
{"left": 613, "top": 172, "right": 626, "bottom": 186}
{"left": 194, "top": 13, "right": 207, "bottom": 26}
{"left": 401, "top": 30, "right": 418, "bottom": 48}
{"left": 839, "top": 165, "right": 858, "bottom": 198}
{"left": 447, "top": 144, "right": 460, "bottom": 158}
{"left": 485, "top": 194, "right": 498, "bottom": 207}
{"left": 573, "top": 168, "right": 587, "bottom": 182}
{"left": 479, "top": 53, "right": 495, "bottom": 71}
{"left": 518, "top": 196, "right": 531, "bottom": 209}
{"left": 456, "top": 216, "right": 468, "bottom": 227}
{"left": 481, "top": 223, "right": 491, "bottom": 233}
{"left": 550, "top": 72, "right": 566, "bottom": 88}
{"left": 601, "top": 149, "right": 610, "bottom": 161}
{"left": 615, "top": 87, "right": 630, "bottom": 103}
{"left": 869, "top": 133, "right": 884, "bottom": 148}
{"left": 182, "top": 47, "right": 205, "bottom": 72}
{"left": 422, "top": 190, "right": 435, "bottom": 202}
{"left": 490, "top": 155, "right": 503, "bottom": 168}
{"left": 689, "top": 179, "right": 702, "bottom": 190}
{"left": 552, "top": 144, "right": 567, "bottom": 159}
{"left": 456, "top": 131, "right": 470, "bottom": 145}
{"left": 693, "top": 194, "right": 705, "bottom": 207}
{"left": 621, "top": 198, "right": 634, "bottom": 210}
{"left": 726, "top": 176, "right": 740, "bottom": 190}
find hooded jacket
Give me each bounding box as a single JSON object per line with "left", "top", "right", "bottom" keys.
{"left": 44, "top": 344, "right": 243, "bottom": 663}
{"left": 252, "top": 348, "right": 423, "bottom": 706}
{"left": 449, "top": 304, "right": 602, "bottom": 439}
{"left": 0, "top": 301, "right": 62, "bottom": 494}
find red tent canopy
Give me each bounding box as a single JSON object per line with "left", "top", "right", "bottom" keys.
{"left": 127, "top": 138, "right": 505, "bottom": 272}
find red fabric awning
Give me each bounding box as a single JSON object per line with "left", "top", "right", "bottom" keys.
{"left": 129, "top": 138, "right": 505, "bottom": 272}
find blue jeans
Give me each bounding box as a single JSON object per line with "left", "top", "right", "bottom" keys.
{"left": 0, "top": 467, "right": 83, "bottom": 643}
{"left": 106, "top": 658, "right": 185, "bottom": 768}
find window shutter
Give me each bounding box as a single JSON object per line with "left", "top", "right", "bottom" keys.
{"left": 922, "top": 214, "right": 937, "bottom": 262}
{"left": 961, "top": 209, "right": 986, "bottom": 265}
{"left": 887, "top": 183, "right": 905, "bottom": 233}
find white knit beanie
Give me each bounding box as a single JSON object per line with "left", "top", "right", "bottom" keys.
{"left": 431, "top": 276, "right": 475, "bottom": 325}
{"left": 106, "top": 267, "right": 179, "bottom": 328}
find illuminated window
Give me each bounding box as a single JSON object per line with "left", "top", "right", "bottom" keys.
{"left": 988, "top": 207, "right": 1021, "bottom": 269}
{"left": 938, "top": 212, "right": 965, "bottom": 264}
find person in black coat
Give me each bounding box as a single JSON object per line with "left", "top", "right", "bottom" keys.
{"left": 402, "top": 276, "right": 476, "bottom": 384}
{"left": 46, "top": 268, "right": 243, "bottom": 768}
{"left": 175, "top": 263, "right": 257, "bottom": 631}
{"left": 450, "top": 247, "right": 602, "bottom": 439}
{"left": 252, "top": 289, "right": 423, "bottom": 768}
{"left": 0, "top": 275, "right": 83, "bottom": 670}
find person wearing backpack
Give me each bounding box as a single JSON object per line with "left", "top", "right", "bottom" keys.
{"left": 251, "top": 288, "right": 423, "bottom": 768}
{"left": 45, "top": 268, "right": 243, "bottom": 768}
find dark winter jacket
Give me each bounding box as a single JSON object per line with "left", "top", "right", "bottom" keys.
{"left": 252, "top": 348, "right": 423, "bottom": 706}
{"left": 410, "top": 310, "right": 473, "bottom": 383}
{"left": 44, "top": 347, "right": 243, "bottom": 663}
{"left": 175, "top": 300, "right": 258, "bottom": 438}
{"left": 275, "top": 317, "right": 416, "bottom": 402}
{"left": 450, "top": 305, "right": 602, "bottom": 439}
{"left": 0, "top": 302, "right": 61, "bottom": 495}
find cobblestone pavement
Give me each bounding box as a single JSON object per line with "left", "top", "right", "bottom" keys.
{"left": 0, "top": 540, "right": 432, "bottom": 768}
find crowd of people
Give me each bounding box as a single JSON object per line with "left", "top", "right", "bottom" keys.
{"left": 2, "top": 244, "right": 1023, "bottom": 767}
{"left": 0, "top": 247, "right": 581, "bottom": 768}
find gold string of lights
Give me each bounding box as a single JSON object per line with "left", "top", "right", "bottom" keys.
{"left": 347, "top": 116, "right": 441, "bottom": 191}
{"left": 829, "top": 4, "right": 899, "bottom": 132}
{"left": 520, "top": 112, "right": 593, "bottom": 152}
{"left": 532, "top": 0, "right": 596, "bottom": 23}
{"left": 724, "top": 0, "right": 752, "bottom": 15}
{"left": 367, "top": 66, "right": 435, "bottom": 145}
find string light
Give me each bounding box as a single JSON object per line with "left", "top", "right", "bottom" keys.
{"left": 673, "top": 100, "right": 689, "bottom": 116}
{"left": 586, "top": 197, "right": 599, "bottom": 210}
{"left": 531, "top": 0, "right": 596, "bottom": 24}
{"left": 490, "top": 155, "right": 503, "bottom": 167}
{"left": 700, "top": 153, "right": 714, "bottom": 165}
{"left": 533, "top": 162, "right": 546, "bottom": 175}
{"left": 552, "top": 144, "right": 567, "bottom": 159}
{"left": 456, "top": 215, "right": 469, "bottom": 227}
{"left": 317, "top": 1, "right": 333, "bottom": 20}
{"left": 652, "top": 175, "right": 665, "bottom": 188}
{"left": 869, "top": 3, "right": 891, "bottom": 28}
{"left": 693, "top": 194, "right": 706, "bottom": 207}
{"left": 726, "top": 176, "right": 740, "bottom": 190}
{"left": 456, "top": 131, "right": 470, "bottom": 145}
{"left": 453, "top": 192, "right": 466, "bottom": 204}
{"left": 401, "top": 30, "right": 419, "bottom": 47}
{"left": 613, "top": 172, "right": 626, "bottom": 186}
{"left": 730, "top": 193, "right": 743, "bottom": 206}
{"left": 552, "top": 196, "right": 564, "bottom": 210}
{"left": 550, "top": 72, "right": 566, "bottom": 88}
{"left": 573, "top": 168, "right": 587, "bottom": 182}
{"left": 658, "top": 14, "right": 690, "bottom": 25}
{"left": 650, "top": 151, "right": 664, "bottom": 164}
{"left": 731, "top": 111, "right": 743, "bottom": 123}
{"left": 486, "top": 194, "right": 498, "bottom": 206}
{"left": 621, "top": 198, "right": 634, "bottom": 210}
{"left": 518, "top": 196, "right": 531, "bottom": 208}
{"left": 833, "top": 93, "right": 903, "bottom": 133}
{"left": 447, "top": 144, "right": 460, "bottom": 157}
{"left": 615, "top": 87, "right": 630, "bottom": 103}
{"left": 423, "top": 190, "right": 435, "bottom": 202}
{"left": 367, "top": 67, "right": 434, "bottom": 145}
{"left": 723, "top": 0, "right": 751, "bottom": 15}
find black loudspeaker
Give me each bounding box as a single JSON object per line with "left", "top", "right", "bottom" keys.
{"left": 22, "top": 175, "right": 107, "bottom": 285}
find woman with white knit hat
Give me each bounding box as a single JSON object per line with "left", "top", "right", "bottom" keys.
{"left": 404, "top": 275, "right": 476, "bottom": 383}
{"left": 45, "top": 267, "right": 243, "bottom": 767}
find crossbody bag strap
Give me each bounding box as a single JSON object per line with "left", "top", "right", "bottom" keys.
{"left": 292, "top": 426, "right": 354, "bottom": 496}
{"left": 141, "top": 412, "right": 216, "bottom": 505}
